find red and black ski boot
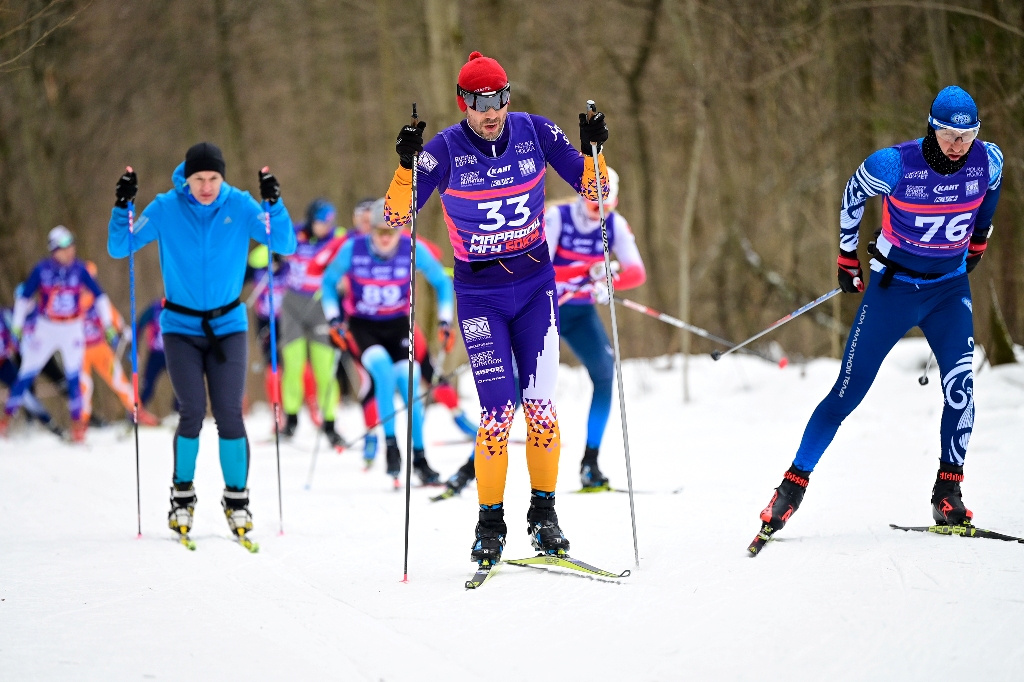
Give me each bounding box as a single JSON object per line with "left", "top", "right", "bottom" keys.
{"left": 931, "top": 462, "right": 973, "bottom": 526}
{"left": 749, "top": 465, "right": 810, "bottom": 556}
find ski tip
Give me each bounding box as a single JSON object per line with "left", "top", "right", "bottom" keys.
{"left": 135, "top": 533, "right": 142, "bottom": 540}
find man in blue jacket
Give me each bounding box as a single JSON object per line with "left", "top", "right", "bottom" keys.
{"left": 108, "top": 142, "right": 297, "bottom": 547}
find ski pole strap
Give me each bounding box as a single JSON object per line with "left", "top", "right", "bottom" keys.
{"left": 866, "top": 242, "right": 944, "bottom": 289}
{"left": 162, "top": 298, "right": 242, "bottom": 361}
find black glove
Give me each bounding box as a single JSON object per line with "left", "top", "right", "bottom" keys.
{"left": 966, "top": 235, "right": 988, "bottom": 274}
{"left": 837, "top": 250, "right": 864, "bottom": 293}
{"left": 396, "top": 121, "right": 427, "bottom": 170}
{"left": 258, "top": 167, "right": 281, "bottom": 205}
{"left": 115, "top": 167, "right": 138, "bottom": 209}
{"left": 578, "top": 110, "right": 609, "bottom": 156}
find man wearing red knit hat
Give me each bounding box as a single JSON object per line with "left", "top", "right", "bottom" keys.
{"left": 384, "top": 51, "right": 612, "bottom": 574}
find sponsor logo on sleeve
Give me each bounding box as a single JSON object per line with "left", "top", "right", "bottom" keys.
{"left": 905, "top": 186, "right": 928, "bottom": 199}
{"left": 518, "top": 158, "right": 537, "bottom": 176}
{"left": 962, "top": 297, "right": 973, "bottom": 313}
{"left": 966, "top": 180, "right": 979, "bottom": 196}
{"left": 455, "top": 154, "right": 477, "bottom": 168}
{"left": 418, "top": 152, "right": 438, "bottom": 172}
{"left": 545, "top": 123, "right": 570, "bottom": 145}
{"left": 462, "top": 317, "right": 491, "bottom": 341}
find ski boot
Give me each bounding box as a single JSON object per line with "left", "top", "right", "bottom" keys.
{"left": 527, "top": 491, "right": 570, "bottom": 556}
{"left": 413, "top": 449, "right": 441, "bottom": 486}
{"left": 323, "top": 420, "right": 345, "bottom": 451}
{"left": 70, "top": 419, "right": 88, "bottom": 444}
{"left": 137, "top": 407, "right": 160, "bottom": 427}
{"left": 931, "top": 462, "right": 973, "bottom": 526}
{"left": 385, "top": 436, "right": 401, "bottom": 483}
{"left": 221, "top": 488, "right": 258, "bottom": 551}
{"left": 363, "top": 434, "right": 378, "bottom": 469}
{"left": 580, "top": 445, "right": 610, "bottom": 491}
{"left": 750, "top": 465, "right": 810, "bottom": 556}
{"left": 446, "top": 458, "right": 475, "bottom": 495}
{"left": 168, "top": 482, "right": 197, "bottom": 536}
{"left": 471, "top": 503, "right": 507, "bottom": 566}
{"left": 281, "top": 413, "right": 298, "bottom": 438}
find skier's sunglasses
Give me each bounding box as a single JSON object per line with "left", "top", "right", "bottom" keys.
{"left": 930, "top": 117, "right": 979, "bottom": 145}
{"left": 458, "top": 84, "right": 511, "bottom": 112}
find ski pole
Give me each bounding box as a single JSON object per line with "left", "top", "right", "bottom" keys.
{"left": 711, "top": 288, "right": 843, "bottom": 361}
{"left": 262, "top": 185, "right": 284, "bottom": 536}
{"left": 919, "top": 351, "right": 933, "bottom": 386}
{"left": 614, "top": 296, "right": 788, "bottom": 367}
{"left": 305, "top": 347, "right": 341, "bottom": 490}
{"left": 588, "top": 100, "right": 639, "bottom": 568}
{"left": 402, "top": 103, "right": 419, "bottom": 583}
{"left": 126, "top": 173, "right": 142, "bottom": 539}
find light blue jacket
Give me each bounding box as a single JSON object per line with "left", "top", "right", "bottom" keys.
{"left": 108, "top": 163, "right": 297, "bottom": 337}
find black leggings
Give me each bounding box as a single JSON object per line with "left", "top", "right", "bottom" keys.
{"left": 164, "top": 332, "right": 248, "bottom": 440}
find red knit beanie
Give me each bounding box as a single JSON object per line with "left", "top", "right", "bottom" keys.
{"left": 456, "top": 51, "right": 508, "bottom": 112}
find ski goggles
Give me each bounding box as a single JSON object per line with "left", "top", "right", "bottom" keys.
{"left": 458, "top": 84, "right": 511, "bottom": 112}
{"left": 929, "top": 116, "right": 980, "bottom": 145}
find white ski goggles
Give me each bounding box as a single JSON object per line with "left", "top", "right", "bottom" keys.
{"left": 458, "top": 84, "right": 511, "bottom": 112}
{"left": 929, "top": 116, "right": 980, "bottom": 145}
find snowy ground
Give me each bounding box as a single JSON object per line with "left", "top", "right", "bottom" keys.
{"left": 3, "top": 337, "right": 1024, "bottom": 681}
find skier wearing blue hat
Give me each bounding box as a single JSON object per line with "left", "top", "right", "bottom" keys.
{"left": 750, "top": 86, "right": 1004, "bottom": 554}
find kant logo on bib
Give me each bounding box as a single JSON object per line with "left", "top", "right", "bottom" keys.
{"left": 462, "top": 317, "right": 491, "bottom": 341}
{"left": 933, "top": 184, "right": 958, "bottom": 194}
{"left": 486, "top": 165, "right": 512, "bottom": 178}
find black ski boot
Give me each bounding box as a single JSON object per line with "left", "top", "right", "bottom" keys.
{"left": 931, "top": 462, "right": 973, "bottom": 525}
{"left": 580, "top": 445, "right": 609, "bottom": 490}
{"left": 527, "top": 490, "right": 570, "bottom": 555}
{"left": 281, "top": 413, "right": 298, "bottom": 438}
{"left": 413, "top": 449, "right": 441, "bottom": 485}
{"left": 749, "top": 465, "right": 810, "bottom": 556}
{"left": 470, "top": 503, "right": 506, "bottom": 566}
{"left": 385, "top": 436, "right": 401, "bottom": 478}
{"left": 760, "top": 465, "right": 810, "bottom": 531}
{"left": 221, "top": 488, "right": 254, "bottom": 536}
{"left": 168, "top": 482, "right": 197, "bottom": 535}
{"left": 446, "top": 458, "right": 476, "bottom": 496}
{"left": 323, "top": 420, "right": 345, "bottom": 449}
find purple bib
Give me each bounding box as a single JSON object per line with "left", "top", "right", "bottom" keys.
{"left": 439, "top": 113, "right": 549, "bottom": 261}
{"left": 552, "top": 203, "right": 617, "bottom": 305}
{"left": 881, "top": 139, "right": 989, "bottom": 261}
{"left": 344, "top": 235, "right": 412, "bottom": 321}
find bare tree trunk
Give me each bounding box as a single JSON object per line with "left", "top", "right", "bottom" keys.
{"left": 212, "top": 0, "right": 250, "bottom": 174}
{"left": 925, "top": 10, "right": 957, "bottom": 84}
{"left": 423, "top": 0, "right": 461, "bottom": 130}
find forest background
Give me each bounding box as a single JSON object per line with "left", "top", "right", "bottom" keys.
{"left": 1, "top": 0, "right": 1022, "bottom": 416}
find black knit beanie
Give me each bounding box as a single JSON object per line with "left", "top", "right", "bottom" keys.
{"left": 184, "top": 142, "right": 226, "bottom": 179}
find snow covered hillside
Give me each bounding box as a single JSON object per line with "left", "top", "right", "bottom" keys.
{"left": 3, "top": 338, "right": 1024, "bottom": 681}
